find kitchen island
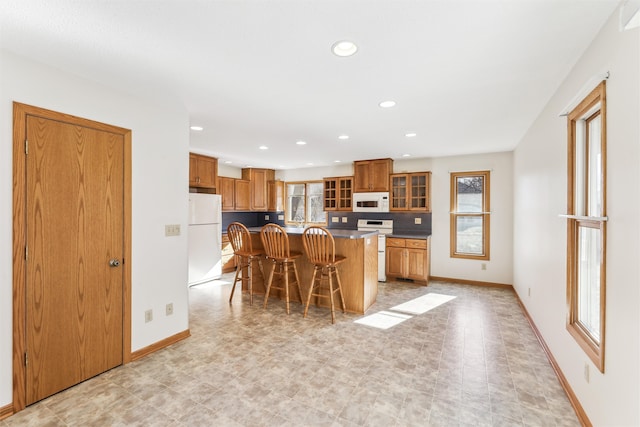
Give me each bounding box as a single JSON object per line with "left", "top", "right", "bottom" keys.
{"left": 244, "top": 227, "right": 378, "bottom": 314}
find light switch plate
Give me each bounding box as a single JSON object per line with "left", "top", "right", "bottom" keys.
{"left": 165, "top": 224, "right": 181, "bottom": 236}
{"left": 278, "top": 214, "right": 284, "bottom": 220}
{"left": 331, "top": 217, "right": 339, "bottom": 223}
{"left": 342, "top": 217, "right": 348, "bottom": 223}
{"left": 265, "top": 215, "right": 270, "bottom": 220}
{"left": 414, "top": 218, "right": 422, "bottom": 225}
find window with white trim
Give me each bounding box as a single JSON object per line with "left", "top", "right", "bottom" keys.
{"left": 566, "top": 81, "right": 607, "bottom": 372}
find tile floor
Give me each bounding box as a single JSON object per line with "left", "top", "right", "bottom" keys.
{"left": 2, "top": 275, "right": 580, "bottom": 426}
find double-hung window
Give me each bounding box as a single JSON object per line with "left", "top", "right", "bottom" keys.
{"left": 450, "top": 171, "right": 490, "bottom": 260}
{"left": 285, "top": 181, "right": 326, "bottom": 225}
{"left": 566, "top": 81, "right": 607, "bottom": 372}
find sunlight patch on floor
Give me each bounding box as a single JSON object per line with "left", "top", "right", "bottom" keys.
{"left": 390, "top": 293, "right": 456, "bottom": 315}
{"left": 353, "top": 310, "right": 412, "bottom": 330}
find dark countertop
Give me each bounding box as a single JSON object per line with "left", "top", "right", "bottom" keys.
{"left": 246, "top": 226, "right": 377, "bottom": 239}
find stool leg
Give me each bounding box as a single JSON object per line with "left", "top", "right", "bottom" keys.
{"left": 328, "top": 267, "right": 336, "bottom": 324}
{"left": 284, "top": 262, "right": 290, "bottom": 315}
{"left": 304, "top": 266, "right": 318, "bottom": 318}
{"left": 229, "top": 257, "right": 243, "bottom": 304}
{"left": 263, "top": 260, "right": 275, "bottom": 309}
{"left": 334, "top": 267, "right": 346, "bottom": 312}
{"left": 292, "top": 261, "right": 303, "bottom": 304}
{"left": 247, "top": 257, "right": 253, "bottom": 306}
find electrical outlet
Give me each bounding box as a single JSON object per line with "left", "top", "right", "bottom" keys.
{"left": 331, "top": 217, "right": 339, "bottom": 223}
{"left": 145, "top": 309, "right": 153, "bottom": 323}
{"left": 166, "top": 303, "right": 173, "bottom": 316}
{"left": 341, "top": 217, "right": 348, "bottom": 223}
{"left": 481, "top": 263, "right": 487, "bottom": 270}
{"left": 265, "top": 215, "right": 270, "bottom": 220}
{"left": 278, "top": 214, "right": 284, "bottom": 220}
{"left": 584, "top": 363, "right": 590, "bottom": 383}
{"left": 414, "top": 217, "right": 422, "bottom": 225}
{"left": 165, "top": 224, "right": 181, "bottom": 236}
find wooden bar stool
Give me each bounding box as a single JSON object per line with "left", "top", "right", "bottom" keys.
{"left": 302, "top": 226, "right": 346, "bottom": 324}
{"left": 227, "top": 222, "right": 264, "bottom": 305}
{"left": 260, "top": 223, "right": 303, "bottom": 314}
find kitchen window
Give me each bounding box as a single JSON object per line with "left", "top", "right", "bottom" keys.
{"left": 450, "top": 170, "right": 490, "bottom": 260}
{"left": 285, "top": 181, "right": 326, "bottom": 225}
{"left": 565, "top": 81, "right": 606, "bottom": 372}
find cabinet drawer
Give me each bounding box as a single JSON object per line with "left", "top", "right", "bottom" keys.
{"left": 386, "top": 238, "right": 406, "bottom": 248}
{"left": 405, "top": 239, "right": 427, "bottom": 249}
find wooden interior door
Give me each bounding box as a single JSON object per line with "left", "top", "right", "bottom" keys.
{"left": 24, "top": 114, "right": 124, "bottom": 404}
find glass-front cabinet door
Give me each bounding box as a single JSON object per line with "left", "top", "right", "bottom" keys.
{"left": 391, "top": 174, "right": 408, "bottom": 210}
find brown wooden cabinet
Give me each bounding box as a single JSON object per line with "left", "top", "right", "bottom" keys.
{"left": 242, "top": 168, "right": 275, "bottom": 211}
{"left": 189, "top": 153, "right": 218, "bottom": 189}
{"left": 268, "top": 180, "right": 284, "bottom": 212}
{"left": 323, "top": 176, "right": 353, "bottom": 211}
{"left": 390, "top": 172, "right": 431, "bottom": 211}
{"left": 353, "top": 158, "right": 393, "bottom": 192}
{"left": 218, "top": 177, "right": 251, "bottom": 211}
{"left": 386, "top": 237, "right": 430, "bottom": 284}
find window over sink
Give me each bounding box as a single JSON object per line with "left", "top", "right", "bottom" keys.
{"left": 285, "top": 181, "right": 326, "bottom": 226}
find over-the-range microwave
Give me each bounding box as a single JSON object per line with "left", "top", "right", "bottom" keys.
{"left": 353, "top": 192, "right": 390, "bottom": 212}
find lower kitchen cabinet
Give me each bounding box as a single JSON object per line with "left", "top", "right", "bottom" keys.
{"left": 386, "top": 237, "right": 430, "bottom": 284}
{"left": 221, "top": 234, "right": 236, "bottom": 273}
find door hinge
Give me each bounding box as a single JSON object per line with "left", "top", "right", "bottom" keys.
{"left": 25, "top": 139, "right": 28, "bottom": 155}
{"left": 24, "top": 352, "right": 28, "bottom": 366}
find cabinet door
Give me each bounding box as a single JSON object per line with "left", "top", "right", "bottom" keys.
{"left": 324, "top": 178, "right": 338, "bottom": 211}
{"left": 390, "top": 174, "right": 408, "bottom": 210}
{"left": 235, "top": 179, "right": 251, "bottom": 211}
{"left": 268, "top": 180, "right": 284, "bottom": 212}
{"left": 338, "top": 177, "right": 353, "bottom": 210}
{"left": 251, "top": 169, "right": 268, "bottom": 210}
{"left": 353, "top": 161, "right": 371, "bottom": 192}
{"left": 370, "top": 159, "right": 392, "bottom": 192}
{"left": 219, "top": 177, "right": 235, "bottom": 211}
{"left": 386, "top": 246, "right": 405, "bottom": 278}
{"left": 197, "top": 156, "right": 218, "bottom": 188}
{"left": 189, "top": 154, "right": 199, "bottom": 186}
{"left": 406, "top": 248, "right": 427, "bottom": 281}
{"left": 221, "top": 234, "right": 236, "bottom": 273}
{"left": 409, "top": 172, "right": 430, "bottom": 211}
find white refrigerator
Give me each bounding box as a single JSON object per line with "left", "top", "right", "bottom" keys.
{"left": 188, "top": 193, "right": 222, "bottom": 286}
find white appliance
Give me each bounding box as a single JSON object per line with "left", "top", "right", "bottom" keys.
{"left": 353, "top": 192, "right": 390, "bottom": 212}
{"left": 357, "top": 219, "right": 393, "bottom": 282}
{"left": 188, "top": 193, "right": 222, "bottom": 286}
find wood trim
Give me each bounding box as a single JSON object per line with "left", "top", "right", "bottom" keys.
{"left": 0, "top": 404, "right": 14, "bottom": 421}
{"left": 130, "top": 330, "right": 191, "bottom": 361}
{"left": 449, "top": 170, "right": 490, "bottom": 260}
{"left": 429, "top": 276, "right": 512, "bottom": 289}
{"left": 12, "top": 102, "right": 132, "bottom": 413}
{"left": 514, "top": 293, "right": 592, "bottom": 427}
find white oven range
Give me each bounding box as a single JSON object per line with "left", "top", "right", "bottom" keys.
{"left": 357, "top": 219, "right": 393, "bottom": 282}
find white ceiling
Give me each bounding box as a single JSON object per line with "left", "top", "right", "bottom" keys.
{"left": 0, "top": 0, "right": 619, "bottom": 170}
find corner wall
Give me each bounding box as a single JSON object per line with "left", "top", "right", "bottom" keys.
{"left": 0, "top": 51, "right": 191, "bottom": 408}
{"left": 512, "top": 7, "right": 639, "bottom": 425}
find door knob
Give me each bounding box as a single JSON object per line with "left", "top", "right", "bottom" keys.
{"left": 109, "top": 259, "right": 121, "bottom": 267}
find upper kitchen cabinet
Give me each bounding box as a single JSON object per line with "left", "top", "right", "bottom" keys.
{"left": 353, "top": 158, "right": 393, "bottom": 192}
{"left": 324, "top": 176, "right": 353, "bottom": 211}
{"left": 189, "top": 153, "right": 218, "bottom": 190}
{"left": 268, "top": 180, "right": 284, "bottom": 212}
{"left": 218, "top": 176, "right": 251, "bottom": 211}
{"left": 390, "top": 172, "right": 431, "bottom": 211}
{"left": 242, "top": 168, "right": 275, "bottom": 211}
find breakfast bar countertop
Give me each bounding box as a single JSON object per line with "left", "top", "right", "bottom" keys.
{"left": 246, "top": 226, "right": 378, "bottom": 239}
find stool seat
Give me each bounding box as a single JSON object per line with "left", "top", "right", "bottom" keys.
{"left": 227, "top": 222, "right": 264, "bottom": 305}
{"left": 260, "top": 223, "right": 303, "bottom": 314}
{"left": 302, "top": 226, "right": 346, "bottom": 324}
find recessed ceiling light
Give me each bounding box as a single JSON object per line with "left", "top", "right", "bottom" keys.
{"left": 334, "top": 160, "right": 342, "bottom": 163}
{"left": 224, "top": 160, "right": 232, "bottom": 164}
{"left": 306, "top": 162, "right": 314, "bottom": 166}
{"left": 190, "top": 126, "right": 203, "bottom": 131}
{"left": 379, "top": 100, "right": 396, "bottom": 108}
{"left": 338, "top": 135, "right": 349, "bottom": 140}
{"left": 259, "top": 145, "right": 268, "bottom": 150}
{"left": 402, "top": 154, "right": 411, "bottom": 157}
{"left": 405, "top": 132, "right": 417, "bottom": 137}
{"left": 332, "top": 40, "right": 358, "bottom": 57}
{"left": 296, "top": 140, "right": 307, "bottom": 145}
